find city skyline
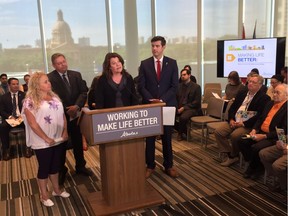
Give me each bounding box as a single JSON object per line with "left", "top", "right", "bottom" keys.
{"left": 0, "top": 0, "right": 243, "bottom": 49}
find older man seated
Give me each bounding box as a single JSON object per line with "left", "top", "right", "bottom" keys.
{"left": 259, "top": 140, "right": 287, "bottom": 194}
{"left": 214, "top": 74, "right": 270, "bottom": 166}
{"left": 239, "top": 84, "right": 287, "bottom": 180}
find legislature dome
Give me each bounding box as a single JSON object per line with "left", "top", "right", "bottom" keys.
{"left": 50, "top": 10, "right": 74, "bottom": 48}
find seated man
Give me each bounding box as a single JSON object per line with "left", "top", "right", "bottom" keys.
{"left": 259, "top": 140, "right": 287, "bottom": 194}
{"left": 176, "top": 68, "right": 202, "bottom": 141}
{"left": 214, "top": 74, "right": 270, "bottom": 166}
{"left": 0, "top": 78, "right": 33, "bottom": 160}
{"left": 239, "top": 84, "right": 287, "bottom": 180}
{"left": 0, "top": 73, "right": 9, "bottom": 95}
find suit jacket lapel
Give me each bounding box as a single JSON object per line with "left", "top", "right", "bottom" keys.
{"left": 149, "top": 57, "right": 158, "bottom": 82}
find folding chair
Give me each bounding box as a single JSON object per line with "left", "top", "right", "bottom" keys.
{"left": 189, "top": 97, "right": 225, "bottom": 147}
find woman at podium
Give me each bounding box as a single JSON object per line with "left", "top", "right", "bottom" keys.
{"left": 94, "top": 52, "right": 139, "bottom": 108}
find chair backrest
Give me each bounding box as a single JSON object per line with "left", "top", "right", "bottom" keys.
{"left": 203, "top": 87, "right": 222, "bottom": 103}
{"left": 223, "top": 100, "right": 234, "bottom": 121}
{"left": 206, "top": 97, "right": 225, "bottom": 119}
{"left": 204, "top": 83, "right": 221, "bottom": 90}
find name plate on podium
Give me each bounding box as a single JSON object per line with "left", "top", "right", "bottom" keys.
{"left": 79, "top": 104, "right": 164, "bottom": 145}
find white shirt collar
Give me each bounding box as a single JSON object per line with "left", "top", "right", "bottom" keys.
{"left": 153, "top": 56, "right": 164, "bottom": 63}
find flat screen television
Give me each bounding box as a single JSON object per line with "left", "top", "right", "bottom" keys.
{"left": 217, "top": 37, "right": 286, "bottom": 78}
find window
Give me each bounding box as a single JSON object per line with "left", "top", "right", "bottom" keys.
{"left": 0, "top": 0, "right": 42, "bottom": 83}
{"left": 41, "top": 0, "right": 108, "bottom": 86}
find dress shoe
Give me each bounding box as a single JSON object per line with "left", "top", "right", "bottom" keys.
{"left": 243, "top": 167, "right": 253, "bottom": 179}
{"left": 3, "top": 149, "right": 10, "bottom": 161}
{"left": 76, "top": 167, "right": 93, "bottom": 176}
{"left": 250, "top": 170, "right": 264, "bottom": 180}
{"left": 165, "top": 167, "right": 179, "bottom": 178}
{"left": 268, "top": 184, "right": 282, "bottom": 192}
{"left": 177, "top": 133, "right": 183, "bottom": 141}
{"left": 220, "top": 157, "right": 239, "bottom": 167}
{"left": 145, "top": 168, "right": 154, "bottom": 178}
{"left": 24, "top": 147, "right": 33, "bottom": 158}
{"left": 59, "top": 166, "right": 68, "bottom": 185}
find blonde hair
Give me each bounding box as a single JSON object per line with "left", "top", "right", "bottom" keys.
{"left": 25, "top": 71, "right": 60, "bottom": 110}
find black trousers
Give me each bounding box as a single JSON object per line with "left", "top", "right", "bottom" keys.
{"left": 0, "top": 121, "right": 25, "bottom": 150}
{"left": 239, "top": 138, "right": 275, "bottom": 170}
{"left": 145, "top": 125, "right": 173, "bottom": 170}
{"left": 60, "top": 118, "right": 86, "bottom": 172}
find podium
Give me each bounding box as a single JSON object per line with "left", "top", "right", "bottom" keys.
{"left": 79, "top": 103, "right": 165, "bottom": 216}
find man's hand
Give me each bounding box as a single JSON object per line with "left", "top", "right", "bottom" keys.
{"left": 229, "top": 119, "right": 243, "bottom": 128}
{"left": 177, "top": 107, "right": 184, "bottom": 114}
{"left": 276, "top": 140, "right": 287, "bottom": 154}
{"left": 149, "top": 99, "right": 162, "bottom": 104}
{"left": 251, "top": 134, "right": 266, "bottom": 142}
{"left": 66, "top": 105, "right": 79, "bottom": 118}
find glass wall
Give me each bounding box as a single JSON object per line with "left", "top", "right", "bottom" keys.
{"left": 0, "top": 0, "right": 42, "bottom": 83}
{"left": 155, "top": 0, "right": 198, "bottom": 79}
{"left": 202, "top": 0, "right": 239, "bottom": 90}
{"left": 41, "top": 0, "right": 108, "bottom": 84}
{"left": 0, "top": 0, "right": 287, "bottom": 88}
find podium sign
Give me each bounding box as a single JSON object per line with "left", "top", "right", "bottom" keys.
{"left": 92, "top": 106, "right": 162, "bottom": 144}
{"left": 80, "top": 104, "right": 164, "bottom": 145}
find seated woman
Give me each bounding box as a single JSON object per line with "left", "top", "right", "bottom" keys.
{"left": 223, "top": 71, "right": 246, "bottom": 100}
{"left": 266, "top": 74, "right": 284, "bottom": 99}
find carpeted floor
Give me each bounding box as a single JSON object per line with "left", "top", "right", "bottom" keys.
{"left": 0, "top": 129, "right": 287, "bottom": 215}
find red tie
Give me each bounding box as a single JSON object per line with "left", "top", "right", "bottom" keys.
{"left": 157, "top": 60, "right": 161, "bottom": 81}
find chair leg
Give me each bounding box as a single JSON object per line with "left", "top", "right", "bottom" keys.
{"left": 204, "top": 128, "right": 209, "bottom": 149}
{"left": 201, "top": 125, "right": 205, "bottom": 147}
{"left": 264, "top": 170, "right": 267, "bottom": 184}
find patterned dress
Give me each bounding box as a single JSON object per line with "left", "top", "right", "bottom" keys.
{"left": 22, "top": 97, "right": 65, "bottom": 149}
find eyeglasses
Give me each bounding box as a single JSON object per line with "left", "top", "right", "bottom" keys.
{"left": 270, "top": 81, "right": 279, "bottom": 84}
{"left": 272, "top": 90, "right": 282, "bottom": 95}
{"left": 248, "top": 80, "right": 259, "bottom": 85}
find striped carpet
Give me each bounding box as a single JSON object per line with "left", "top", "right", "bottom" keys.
{"left": 0, "top": 129, "right": 287, "bottom": 216}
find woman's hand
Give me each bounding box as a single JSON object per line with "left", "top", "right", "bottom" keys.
{"left": 45, "top": 137, "right": 55, "bottom": 146}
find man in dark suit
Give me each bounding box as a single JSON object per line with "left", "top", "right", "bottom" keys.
{"left": 0, "top": 78, "right": 32, "bottom": 160}
{"left": 176, "top": 68, "right": 202, "bottom": 141}
{"left": 240, "top": 83, "right": 287, "bottom": 180}
{"left": 138, "top": 36, "right": 179, "bottom": 178}
{"left": 214, "top": 74, "right": 271, "bottom": 166}
{"left": 48, "top": 53, "right": 92, "bottom": 184}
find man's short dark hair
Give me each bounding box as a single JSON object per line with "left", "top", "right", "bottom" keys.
{"left": 151, "top": 36, "right": 166, "bottom": 46}
{"left": 8, "top": 77, "right": 19, "bottom": 85}
{"left": 24, "top": 74, "right": 30, "bottom": 79}
{"left": 181, "top": 69, "right": 191, "bottom": 75}
{"left": 0, "top": 73, "right": 7, "bottom": 78}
